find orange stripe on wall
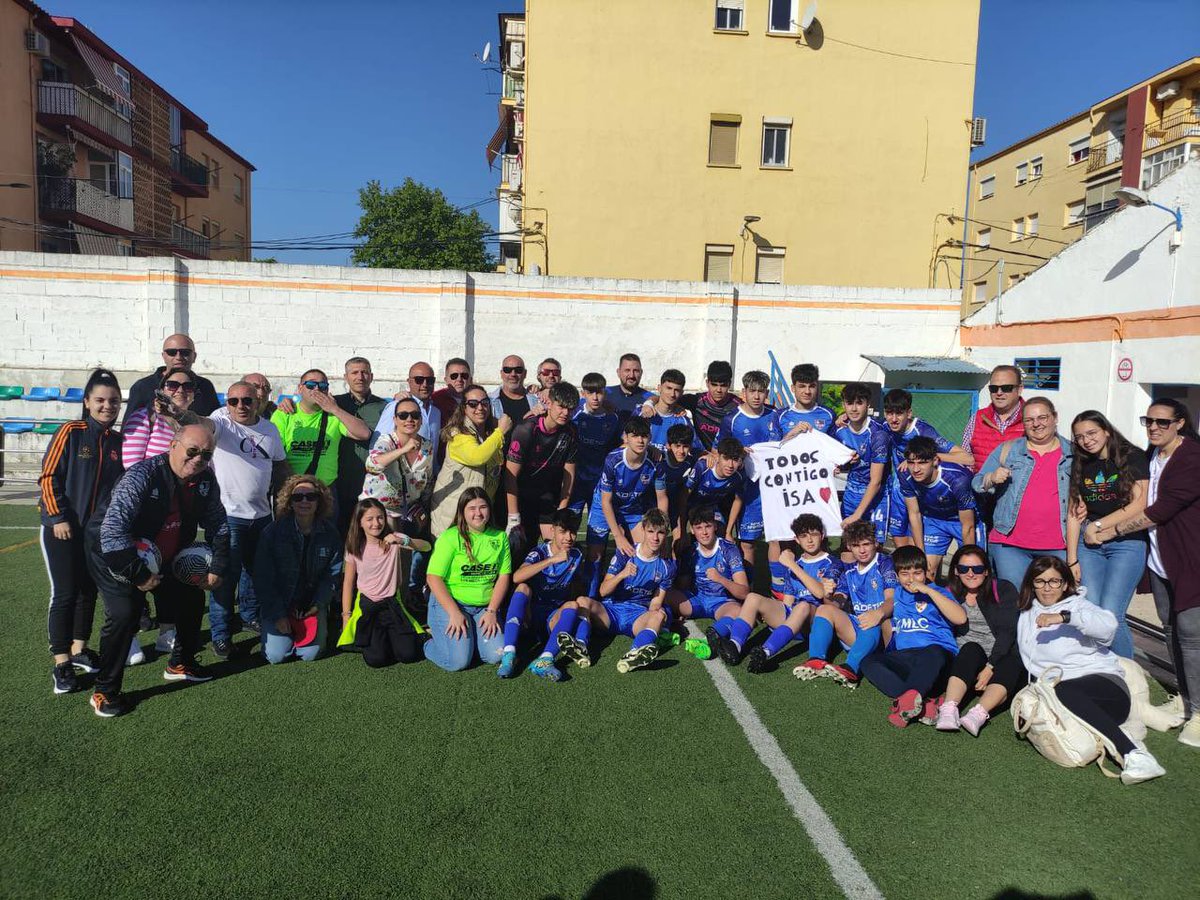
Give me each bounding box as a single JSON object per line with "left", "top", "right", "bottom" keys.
{"left": 962, "top": 306, "right": 1200, "bottom": 346}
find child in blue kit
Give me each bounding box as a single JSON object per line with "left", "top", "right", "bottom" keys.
{"left": 569, "top": 372, "right": 622, "bottom": 517}
{"left": 678, "top": 437, "right": 746, "bottom": 548}
{"left": 858, "top": 545, "right": 967, "bottom": 728}
{"left": 499, "top": 509, "right": 587, "bottom": 682}
{"left": 793, "top": 521, "right": 896, "bottom": 688}
{"left": 833, "top": 381, "right": 890, "bottom": 541}
{"left": 666, "top": 505, "right": 749, "bottom": 643}
{"left": 899, "top": 435, "right": 983, "bottom": 579}
{"left": 660, "top": 424, "right": 696, "bottom": 539}
{"left": 718, "top": 370, "right": 782, "bottom": 577}
{"left": 574, "top": 509, "right": 677, "bottom": 674}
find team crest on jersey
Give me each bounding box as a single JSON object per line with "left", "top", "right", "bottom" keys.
{"left": 198, "top": 482, "right": 211, "bottom": 497}
{"left": 870, "top": 578, "right": 879, "bottom": 591}
{"left": 78, "top": 446, "right": 93, "bottom": 459}
{"left": 915, "top": 600, "right": 928, "bottom": 613}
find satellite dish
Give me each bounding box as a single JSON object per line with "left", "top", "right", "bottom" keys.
{"left": 481, "top": 41, "right": 492, "bottom": 63}
{"left": 799, "top": 0, "right": 817, "bottom": 31}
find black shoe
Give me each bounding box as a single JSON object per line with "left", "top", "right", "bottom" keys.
{"left": 211, "top": 639, "right": 233, "bottom": 661}
{"left": 53, "top": 662, "right": 80, "bottom": 695}
{"left": 90, "top": 691, "right": 128, "bottom": 717}
{"left": 163, "top": 660, "right": 214, "bottom": 682}
{"left": 240, "top": 619, "right": 261, "bottom": 637}
{"left": 746, "top": 646, "right": 771, "bottom": 674}
{"left": 718, "top": 634, "right": 743, "bottom": 666}
{"left": 69, "top": 647, "right": 101, "bottom": 673}
{"left": 705, "top": 625, "right": 723, "bottom": 657}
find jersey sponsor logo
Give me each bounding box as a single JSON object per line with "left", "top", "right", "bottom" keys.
{"left": 77, "top": 446, "right": 94, "bottom": 459}
{"left": 239, "top": 436, "right": 271, "bottom": 459}
{"left": 895, "top": 615, "right": 931, "bottom": 631}
{"left": 289, "top": 439, "right": 331, "bottom": 454}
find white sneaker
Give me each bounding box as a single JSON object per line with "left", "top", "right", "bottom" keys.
{"left": 127, "top": 635, "right": 145, "bottom": 666}
{"left": 1179, "top": 713, "right": 1200, "bottom": 748}
{"left": 154, "top": 627, "right": 176, "bottom": 653}
{"left": 1120, "top": 748, "right": 1166, "bottom": 785}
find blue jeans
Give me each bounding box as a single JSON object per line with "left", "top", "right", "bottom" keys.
{"left": 989, "top": 543, "right": 1065, "bottom": 591}
{"left": 207, "top": 515, "right": 269, "bottom": 642}
{"left": 407, "top": 549, "right": 430, "bottom": 620}
{"left": 262, "top": 613, "right": 328, "bottom": 664}
{"left": 1078, "top": 539, "right": 1146, "bottom": 659}
{"left": 424, "top": 599, "right": 505, "bottom": 672}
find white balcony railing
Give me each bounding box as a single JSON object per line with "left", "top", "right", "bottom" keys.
{"left": 501, "top": 154, "right": 522, "bottom": 190}
{"left": 38, "top": 178, "right": 133, "bottom": 232}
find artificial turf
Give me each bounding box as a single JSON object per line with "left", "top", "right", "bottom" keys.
{"left": 2, "top": 503, "right": 1197, "bottom": 899}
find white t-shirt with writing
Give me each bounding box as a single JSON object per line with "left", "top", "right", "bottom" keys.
{"left": 210, "top": 408, "right": 286, "bottom": 520}
{"left": 747, "top": 432, "right": 855, "bottom": 541}
{"left": 1147, "top": 449, "right": 1167, "bottom": 579}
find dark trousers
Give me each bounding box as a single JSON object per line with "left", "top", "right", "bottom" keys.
{"left": 1054, "top": 673, "right": 1135, "bottom": 756}
{"left": 949, "top": 641, "right": 1026, "bottom": 705}
{"left": 42, "top": 526, "right": 97, "bottom": 655}
{"left": 358, "top": 596, "right": 421, "bottom": 667}
{"left": 1149, "top": 571, "right": 1200, "bottom": 718}
{"left": 861, "top": 645, "right": 953, "bottom": 698}
{"left": 88, "top": 548, "right": 205, "bottom": 695}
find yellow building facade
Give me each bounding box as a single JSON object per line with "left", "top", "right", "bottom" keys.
{"left": 965, "top": 57, "right": 1200, "bottom": 316}
{"left": 492, "top": 0, "right": 980, "bottom": 290}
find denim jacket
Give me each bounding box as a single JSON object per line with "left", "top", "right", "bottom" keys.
{"left": 971, "top": 435, "right": 1074, "bottom": 539}
{"left": 253, "top": 516, "right": 342, "bottom": 622}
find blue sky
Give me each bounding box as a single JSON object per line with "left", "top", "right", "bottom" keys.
{"left": 57, "top": 0, "right": 1200, "bottom": 265}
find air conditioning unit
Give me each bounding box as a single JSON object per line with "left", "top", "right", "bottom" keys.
{"left": 25, "top": 29, "right": 50, "bottom": 55}
{"left": 970, "top": 117, "right": 987, "bottom": 147}
{"left": 1155, "top": 80, "right": 1180, "bottom": 101}
{"left": 509, "top": 40, "right": 524, "bottom": 70}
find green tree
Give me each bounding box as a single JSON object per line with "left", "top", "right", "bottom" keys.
{"left": 351, "top": 178, "right": 494, "bottom": 271}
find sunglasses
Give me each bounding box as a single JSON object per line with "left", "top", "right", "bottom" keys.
{"left": 1141, "top": 416, "right": 1178, "bottom": 429}
{"left": 163, "top": 347, "right": 193, "bottom": 357}
{"left": 502, "top": 366, "right": 526, "bottom": 374}
{"left": 956, "top": 564, "right": 988, "bottom": 575}
{"left": 302, "top": 380, "right": 330, "bottom": 391}
{"left": 988, "top": 384, "right": 1018, "bottom": 394}
{"left": 291, "top": 491, "right": 319, "bottom": 503}
{"left": 1033, "top": 578, "right": 1065, "bottom": 589}
{"left": 163, "top": 381, "right": 196, "bottom": 392}
{"left": 394, "top": 410, "right": 422, "bottom": 421}
{"left": 539, "top": 369, "right": 561, "bottom": 378}
{"left": 183, "top": 446, "right": 213, "bottom": 460}
{"left": 464, "top": 399, "right": 487, "bottom": 409}
{"left": 227, "top": 396, "right": 256, "bottom": 407}
{"left": 447, "top": 372, "right": 470, "bottom": 381}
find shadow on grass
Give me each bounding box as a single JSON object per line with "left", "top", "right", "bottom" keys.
{"left": 541, "top": 865, "right": 657, "bottom": 900}
{"left": 991, "top": 891, "right": 1097, "bottom": 900}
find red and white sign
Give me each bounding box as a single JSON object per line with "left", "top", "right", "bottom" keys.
{"left": 1117, "top": 357, "right": 1134, "bottom": 382}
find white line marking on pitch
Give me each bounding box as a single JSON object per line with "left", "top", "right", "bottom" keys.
{"left": 0, "top": 526, "right": 38, "bottom": 529}
{"left": 686, "top": 623, "right": 884, "bottom": 900}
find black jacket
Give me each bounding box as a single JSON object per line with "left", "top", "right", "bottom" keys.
{"left": 38, "top": 417, "right": 125, "bottom": 529}
{"left": 123, "top": 367, "right": 220, "bottom": 424}
{"left": 966, "top": 578, "right": 1021, "bottom": 666}
{"left": 95, "top": 455, "right": 229, "bottom": 584}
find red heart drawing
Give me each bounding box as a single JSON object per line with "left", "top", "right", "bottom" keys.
{"left": 819, "top": 487, "right": 832, "bottom": 503}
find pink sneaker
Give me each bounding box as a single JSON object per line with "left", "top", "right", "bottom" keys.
{"left": 935, "top": 700, "right": 961, "bottom": 731}
{"left": 888, "top": 689, "right": 923, "bottom": 728}
{"left": 960, "top": 705, "right": 990, "bottom": 737}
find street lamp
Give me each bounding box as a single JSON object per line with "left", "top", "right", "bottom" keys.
{"left": 1114, "top": 185, "right": 1183, "bottom": 247}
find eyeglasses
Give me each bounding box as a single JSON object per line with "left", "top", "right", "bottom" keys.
{"left": 1023, "top": 415, "right": 1053, "bottom": 426}
{"left": 302, "top": 380, "right": 330, "bottom": 391}
{"left": 539, "top": 369, "right": 561, "bottom": 378}
{"left": 183, "top": 446, "right": 213, "bottom": 460}
{"left": 394, "top": 410, "right": 422, "bottom": 421}
{"left": 447, "top": 372, "right": 470, "bottom": 381}
{"left": 1032, "top": 577, "right": 1065, "bottom": 589}
{"left": 291, "top": 491, "right": 319, "bottom": 503}
{"left": 163, "top": 381, "right": 196, "bottom": 393}
{"left": 1141, "top": 416, "right": 1178, "bottom": 429}
{"left": 464, "top": 399, "right": 487, "bottom": 409}
{"left": 410, "top": 375, "right": 435, "bottom": 386}
{"left": 956, "top": 564, "right": 988, "bottom": 575}
{"left": 988, "top": 384, "right": 1018, "bottom": 394}
{"left": 501, "top": 366, "right": 526, "bottom": 375}
{"left": 163, "top": 347, "right": 194, "bottom": 357}
{"left": 227, "top": 396, "right": 255, "bottom": 407}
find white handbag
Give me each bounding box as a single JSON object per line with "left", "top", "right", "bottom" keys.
{"left": 1011, "top": 667, "right": 1122, "bottom": 776}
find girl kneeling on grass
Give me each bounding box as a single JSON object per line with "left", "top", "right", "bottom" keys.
{"left": 1016, "top": 556, "right": 1165, "bottom": 785}
{"left": 424, "top": 487, "right": 512, "bottom": 672}
{"left": 339, "top": 499, "right": 431, "bottom": 667}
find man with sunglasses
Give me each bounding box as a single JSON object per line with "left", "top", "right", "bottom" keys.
{"left": 432, "top": 358, "right": 472, "bottom": 423}
{"left": 490, "top": 355, "right": 539, "bottom": 422}
{"left": 963, "top": 365, "right": 1025, "bottom": 531}
{"left": 86, "top": 425, "right": 230, "bottom": 716}
{"left": 123, "top": 334, "right": 220, "bottom": 424}
{"left": 371, "top": 362, "right": 444, "bottom": 467}
{"left": 271, "top": 369, "right": 371, "bottom": 497}
{"left": 528, "top": 358, "right": 563, "bottom": 408}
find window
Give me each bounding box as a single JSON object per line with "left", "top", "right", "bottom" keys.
{"left": 208, "top": 156, "right": 220, "bottom": 189}
{"left": 211, "top": 219, "right": 220, "bottom": 241}
{"left": 1015, "top": 161, "right": 1028, "bottom": 185}
{"left": 1015, "top": 357, "right": 1061, "bottom": 391}
{"left": 169, "top": 105, "right": 182, "bottom": 148}
{"left": 1068, "top": 135, "right": 1089, "bottom": 165}
{"left": 1142, "top": 144, "right": 1190, "bottom": 189}
{"left": 1008, "top": 273, "right": 1024, "bottom": 289}
{"left": 715, "top": 0, "right": 744, "bottom": 30}
{"left": 761, "top": 118, "right": 791, "bottom": 167}
{"left": 234, "top": 174, "right": 244, "bottom": 203}
{"left": 755, "top": 247, "right": 785, "bottom": 284}
{"left": 116, "top": 151, "right": 133, "bottom": 199}
{"left": 1084, "top": 178, "right": 1120, "bottom": 232}
{"left": 979, "top": 175, "right": 995, "bottom": 199}
{"left": 708, "top": 117, "right": 740, "bottom": 166}
{"left": 973, "top": 280, "right": 989, "bottom": 304}
{"left": 201, "top": 218, "right": 211, "bottom": 238}
{"left": 704, "top": 244, "right": 734, "bottom": 282}
{"left": 112, "top": 63, "right": 131, "bottom": 119}
{"left": 1027, "top": 213, "right": 1038, "bottom": 237}
{"left": 41, "top": 59, "right": 68, "bottom": 82}
{"left": 977, "top": 227, "right": 991, "bottom": 248}
{"left": 87, "top": 148, "right": 114, "bottom": 195}
{"left": 172, "top": 203, "right": 182, "bottom": 222}
{"left": 1029, "top": 156, "right": 1043, "bottom": 179}
{"left": 233, "top": 232, "right": 245, "bottom": 253}
{"left": 1065, "top": 199, "right": 1084, "bottom": 227}
{"left": 1011, "top": 217, "right": 1025, "bottom": 240}
{"left": 768, "top": 0, "right": 799, "bottom": 32}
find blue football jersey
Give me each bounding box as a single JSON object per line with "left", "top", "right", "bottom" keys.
{"left": 898, "top": 464, "right": 976, "bottom": 521}
{"left": 836, "top": 418, "right": 892, "bottom": 495}
{"left": 684, "top": 456, "right": 746, "bottom": 509}
{"left": 605, "top": 385, "right": 654, "bottom": 418}
{"left": 571, "top": 407, "right": 622, "bottom": 486}
{"left": 891, "top": 583, "right": 960, "bottom": 654}
{"left": 782, "top": 553, "right": 845, "bottom": 604}
{"left": 687, "top": 538, "right": 746, "bottom": 597}
{"left": 888, "top": 418, "right": 955, "bottom": 476}
{"left": 718, "top": 408, "right": 782, "bottom": 447}
{"left": 520, "top": 543, "right": 583, "bottom": 600}
{"left": 648, "top": 409, "right": 701, "bottom": 452}
{"left": 833, "top": 553, "right": 898, "bottom": 614}
{"left": 596, "top": 449, "right": 666, "bottom": 516}
{"left": 606, "top": 548, "right": 677, "bottom": 604}
{"left": 775, "top": 404, "right": 837, "bottom": 437}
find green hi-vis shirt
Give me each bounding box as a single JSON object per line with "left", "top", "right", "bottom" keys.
{"left": 427, "top": 526, "right": 512, "bottom": 606}
{"left": 271, "top": 408, "right": 351, "bottom": 487}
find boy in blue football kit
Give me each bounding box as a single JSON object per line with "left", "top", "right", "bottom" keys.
{"left": 858, "top": 545, "right": 966, "bottom": 728}
{"left": 660, "top": 424, "right": 696, "bottom": 537}
{"left": 717, "top": 371, "right": 782, "bottom": 567}
{"left": 899, "top": 436, "right": 983, "bottom": 578}
{"left": 569, "top": 372, "right": 622, "bottom": 516}
{"left": 667, "top": 506, "right": 749, "bottom": 643}
{"left": 575, "top": 509, "right": 677, "bottom": 673}
{"left": 833, "top": 381, "right": 890, "bottom": 539}
{"left": 678, "top": 438, "right": 747, "bottom": 537}
{"left": 775, "top": 363, "right": 837, "bottom": 438}
{"left": 794, "top": 521, "right": 896, "bottom": 687}
{"left": 500, "top": 509, "right": 587, "bottom": 682}
{"left": 646, "top": 369, "right": 701, "bottom": 453}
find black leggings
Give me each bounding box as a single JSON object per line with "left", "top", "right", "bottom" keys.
{"left": 42, "top": 526, "right": 97, "bottom": 655}
{"left": 949, "top": 641, "right": 1026, "bottom": 706}
{"left": 1054, "top": 674, "right": 1135, "bottom": 756}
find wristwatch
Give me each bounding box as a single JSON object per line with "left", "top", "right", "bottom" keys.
{"left": 1059, "top": 611, "right": 1072, "bottom": 625}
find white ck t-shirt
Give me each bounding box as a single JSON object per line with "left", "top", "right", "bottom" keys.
{"left": 210, "top": 408, "right": 286, "bottom": 520}
{"left": 1147, "top": 449, "right": 1167, "bottom": 579}
{"left": 747, "top": 432, "right": 855, "bottom": 541}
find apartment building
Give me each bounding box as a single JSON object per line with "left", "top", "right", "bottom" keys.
{"left": 486, "top": 0, "right": 980, "bottom": 289}
{"left": 0, "top": 0, "right": 253, "bottom": 260}
{"left": 964, "top": 57, "right": 1200, "bottom": 315}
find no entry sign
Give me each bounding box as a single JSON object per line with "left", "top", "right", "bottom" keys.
{"left": 1117, "top": 357, "right": 1133, "bottom": 382}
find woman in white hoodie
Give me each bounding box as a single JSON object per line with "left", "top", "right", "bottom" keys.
{"left": 1016, "top": 556, "right": 1166, "bottom": 784}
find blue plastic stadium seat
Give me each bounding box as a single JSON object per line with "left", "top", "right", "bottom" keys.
{"left": 2, "top": 421, "right": 34, "bottom": 434}
{"left": 22, "top": 387, "right": 61, "bottom": 402}
{"left": 63, "top": 388, "right": 85, "bottom": 402}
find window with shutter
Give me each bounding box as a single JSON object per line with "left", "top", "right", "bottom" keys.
{"left": 705, "top": 244, "right": 734, "bottom": 282}
{"left": 708, "top": 119, "right": 740, "bottom": 166}
{"left": 715, "top": 0, "right": 744, "bottom": 30}
{"left": 1068, "top": 136, "right": 1089, "bottom": 165}
{"left": 979, "top": 175, "right": 995, "bottom": 199}
{"left": 1065, "top": 199, "right": 1084, "bottom": 226}
{"left": 756, "top": 248, "right": 784, "bottom": 284}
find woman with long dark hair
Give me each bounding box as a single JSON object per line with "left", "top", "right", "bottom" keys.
{"left": 1066, "top": 410, "right": 1149, "bottom": 659}
{"left": 38, "top": 368, "right": 125, "bottom": 695}
{"left": 429, "top": 384, "right": 513, "bottom": 536}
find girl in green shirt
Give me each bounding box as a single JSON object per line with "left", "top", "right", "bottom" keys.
{"left": 424, "top": 487, "right": 512, "bottom": 671}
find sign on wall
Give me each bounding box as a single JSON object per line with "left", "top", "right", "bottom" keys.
{"left": 1117, "top": 357, "right": 1133, "bottom": 382}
